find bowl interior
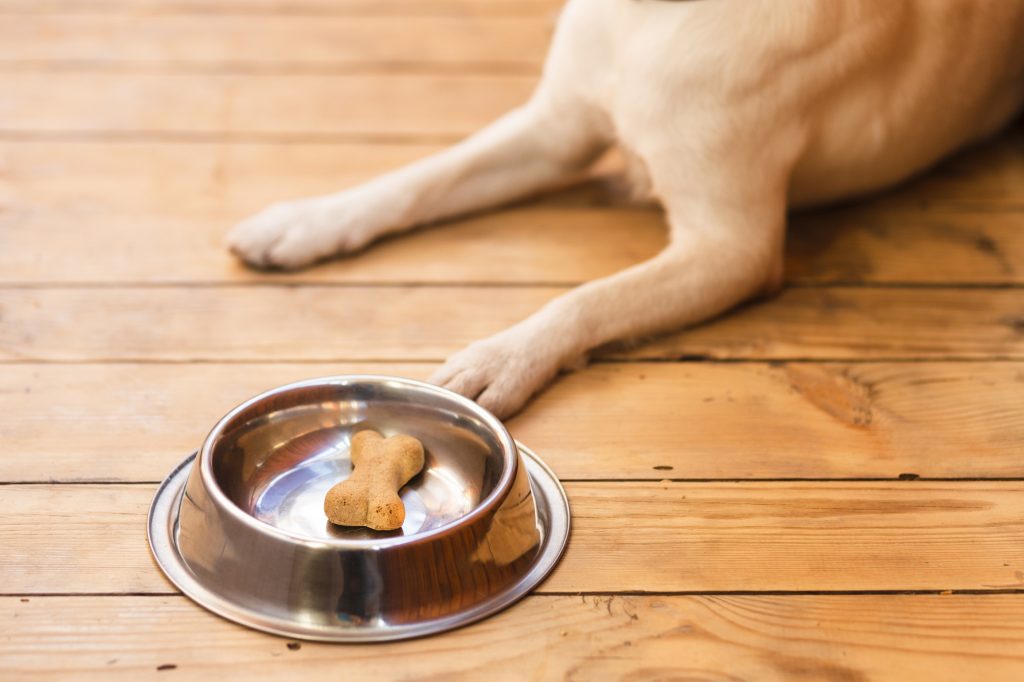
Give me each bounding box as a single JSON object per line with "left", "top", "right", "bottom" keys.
{"left": 205, "top": 379, "right": 511, "bottom": 541}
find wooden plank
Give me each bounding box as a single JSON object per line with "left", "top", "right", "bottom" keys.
{"left": 0, "top": 285, "right": 551, "bottom": 361}
{"left": 3, "top": 594, "right": 1023, "bottom": 681}
{"left": 2, "top": 482, "right": 1022, "bottom": 593}
{"left": 637, "top": 286, "right": 1023, "bottom": 360}
{"left": 3, "top": 72, "right": 1018, "bottom": 175}
{"left": 0, "top": 14, "right": 549, "bottom": 71}
{"left": 517, "top": 361, "right": 1024, "bottom": 479}
{"left": 2, "top": 139, "right": 1022, "bottom": 285}
{"left": 2, "top": 362, "right": 1023, "bottom": 483}
{"left": 787, "top": 205, "right": 1024, "bottom": 284}
{"left": 0, "top": 205, "right": 667, "bottom": 286}
{"left": 5, "top": 202, "right": 1023, "bottom": 285}
{"left": 0, "top": 140, "right": 446, "bottom": 216}
{"left": 0, "top": 0, "right": 564, "bottom": 16}
{"left": 0, "top": 73, "right": 536, "bottom": 138}
{"left": 0, "top": 286, "right": 1020, "bottom": 362}
{"left": 8, "top": 134, "right": 1022, "bottom": 214}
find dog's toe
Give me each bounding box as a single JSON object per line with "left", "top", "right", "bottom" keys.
{"left": 430, "top": 334, "right": 566, "bottom": 419}
{"left": 475, "top": 380, "right": 535, "bottom": 420}
{"left": 261, "top": 229, "right": 325, "bottom": 270}
{"left": 435, "top": 367, "right": 490, "bottom": 401}
{"left": 226, "top": 200, "right": 341, "bottom": 271}
{"left": 225, "top": 226, "right": 268, "bottom": 268}
{"left": 225, "top": 203, "right": 296, "bottom": 269}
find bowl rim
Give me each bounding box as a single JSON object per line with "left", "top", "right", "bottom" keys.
{"left": 197, "top": 374, "right": 520, "bottom": 550}
{"left": 150, "top": 443, "right": 570, "bottom": 641}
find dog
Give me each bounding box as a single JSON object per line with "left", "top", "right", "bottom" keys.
{"left": 227, "top": 0, "right": 1024, "bottom": 418}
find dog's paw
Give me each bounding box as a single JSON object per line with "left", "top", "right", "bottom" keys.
{"left": 429, "top": 328, "right": 572, "bottom": 419}
{"left": 226, "top": 198, "right": 372, "bottom": 270}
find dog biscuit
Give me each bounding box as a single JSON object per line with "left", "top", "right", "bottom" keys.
{"left": 324, "top": 429, "right": 425, "bottom": 531}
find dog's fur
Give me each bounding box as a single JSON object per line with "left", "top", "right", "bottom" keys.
{"left": 228, "top": 0, "right": 1024, "bottom": 418}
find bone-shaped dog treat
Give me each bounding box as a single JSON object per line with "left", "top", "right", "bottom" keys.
{"left": 324, "top": 430, "right": 425, "bottom": 531}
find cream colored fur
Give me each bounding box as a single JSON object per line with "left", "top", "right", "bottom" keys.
{"left": 227, "top": 0, "right": 1024, "bottom": 417}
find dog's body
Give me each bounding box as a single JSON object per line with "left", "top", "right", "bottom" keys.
{"left": 228, "top": 0, "right": 1024, "bottom": 417}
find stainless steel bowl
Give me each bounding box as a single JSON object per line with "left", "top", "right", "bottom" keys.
{"left": 148, "top": 376, "right": 570, "bottom": 641}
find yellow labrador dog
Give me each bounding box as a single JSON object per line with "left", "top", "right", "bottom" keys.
{"left": 228, "top": 0, "right": 1024, "bottom": 417}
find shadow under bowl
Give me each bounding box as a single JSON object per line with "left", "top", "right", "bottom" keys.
{"left": 148, "top": 375, "right": 570, "bottom": 641}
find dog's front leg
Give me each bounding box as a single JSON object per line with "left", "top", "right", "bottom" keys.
{"left": 227, "top": 0, "right": 612, "bottom": 270}
{"left": 226, "top": 90, "right": 609, "bottom": 270}
{"left": 431, "top": 190, "right": 787, "bottom": 418}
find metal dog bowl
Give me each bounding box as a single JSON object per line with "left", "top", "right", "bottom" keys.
{"left": 148, "top": 376, "right": 570, "bottom": 642}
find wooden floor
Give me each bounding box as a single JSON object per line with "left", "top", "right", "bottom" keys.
{"left": 2, "top": 1, "right": 1023, "bottom": 680}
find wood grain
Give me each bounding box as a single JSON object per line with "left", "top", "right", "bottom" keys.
{"left": 3, "top": 482, "right": 1022, "bottom": 594}
{"left": 2, "top": 139, "right": 1021, "bottom": 285}
{"left": 0, "top": 140, "right": 445, "bottom": 216}
{"left": 0, "top": 0, "right": 565, "bottom": 16}
{"left": 0, "top": 286, "right": 1020, "bottom": 362}
{"left": 0, "top": 14, "right": 549, "bottom": 71}
{"left": 7, "top": 131, "right": 1018, "bottom": 213}
{"left": 4, "top": 2, "right": 1021, "bottom": 677}
{"left": 0, "top": 205, "right": 667, "bottom": 286}
{"left": 634, "top": 287, "right": 1024, "bottom": 361}
{"left": 3, "top": 594, "right": 1023, "bottom": 681}
{"left": 1, "top": 362, "right": 1022, "bottom": 483}
{"left": 4, "top": 202, "right": 1021, "bottom": 285}
{"left": 0, "top": 73, "right": 536, "bottom": 138}
{"left": 787, "top": 205, "right": 1024, "bottom": 284}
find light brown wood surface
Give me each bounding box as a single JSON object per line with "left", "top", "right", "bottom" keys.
{"left": 1, "top": 1, "right": 1022, "bottom": 679}
{"left": 0, "top": 14, "right": 549, "bottom": 70}
{"left": 3, "top": 595, "right": 1023, "bottom": 681}
{"left": 0, "top": 286, "right": 1020, "bottom": 361}
{"left": 1, "top": 140, "right": 1022, "bottom": 284}
{"left": 3, "top": 482, "right": 1023, "bottom": 594}
{"left": 3, "top": 132, "right": 1022, "bottom": 214}
{"left": 0, "top": 0, "right": 565, "bottom": 15}
{"left": 0, "top": 73, "right": 537, "bottom": 139}
{"left": 3, "top": 202, "right": 1022, "bottom": 285}
{"left": 1, "top": 362, "right": 1022, "bottom": 483}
